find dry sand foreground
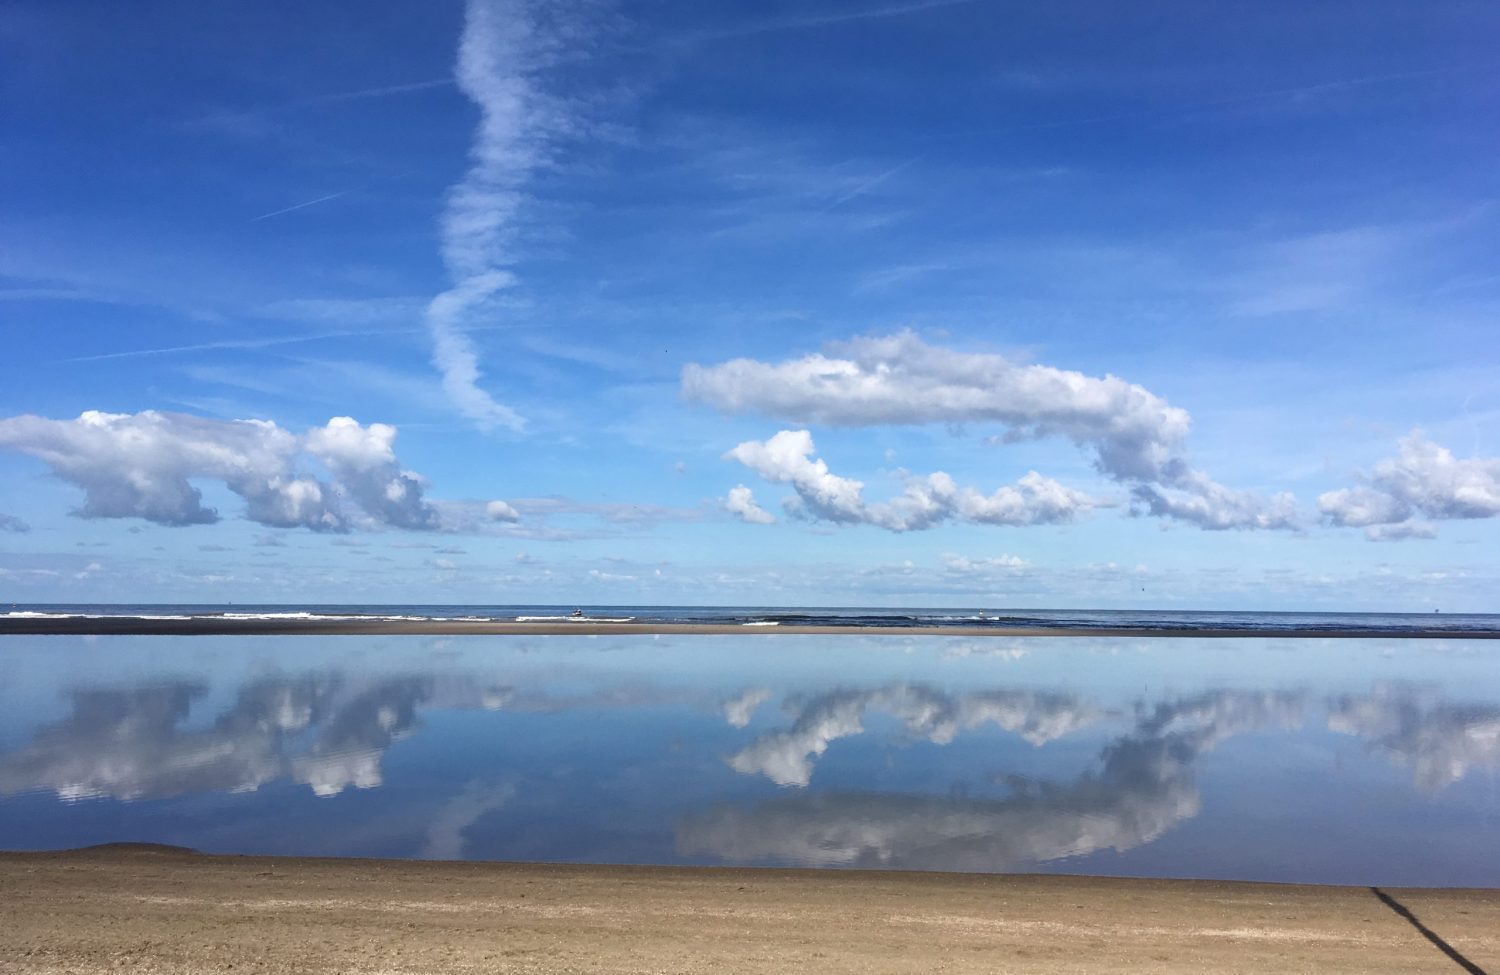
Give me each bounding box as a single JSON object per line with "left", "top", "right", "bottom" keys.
{"left": 1, "top": 847, "right": 1497, "bottom": 974}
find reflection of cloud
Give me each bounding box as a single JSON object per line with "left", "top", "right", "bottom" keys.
{"left": 681, "top": 690, "right": 1304, "bottom": 871}
{"left": 421, "top": 780, "right": 516, "bottom": 859}
{"left": 1328, "top": 685, "right": 1500, "bottom": 791}
{"left": 291, "top": 680, "right": 426, "bottom": 796}
{"left": 727, "top": 684, "right": 1103, "bottom": 787}
{"left": 722, "top": 688, "right": 772, "bottom": 728}
{"left": 0, "top": 680, "right": 321, "bottom": 801}
{"left": 0, "top": 675, "right": 512, "bottom": 801}
{"left": 940, "top": 642, "right": 1028, "bottom": 662}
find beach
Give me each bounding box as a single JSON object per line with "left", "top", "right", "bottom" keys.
{"left": 1, "top": 846, "right": 1496, "bottom": 974}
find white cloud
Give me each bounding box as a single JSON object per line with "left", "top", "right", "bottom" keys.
{"left": 725, "top": 429, "right": 1094, "bottom": 532}
{"left": 724, "top": 484, "right": 776, "bottom": 524}
{"left": 687, "top": 331, "right": 1190, "bottom": 481}
{"left": 941, "top": 553, "right": 1028, "bottom": 572}
{"left": 486, "top": 499, "right": 521, "bottom": 522}
{"left": 689, "top": 332, "right": 1296, "bottom": 531}
{"left": 306, "top": 417, "right": 440, "bottom": 530}
{"left": 1130, "top": 473, "right": 1298, "bottom": 531}
{"left": 1364, "top": 521, "right": 1438, "bottom": 542}
{"left": 0, "top": 410, "right": 441, "bottom": 532}
{"left": 1320, "top": 433, "right": 1500, "bottom": 539}
{"left": 424, "top": 0, "right": 590, "bottom": 431}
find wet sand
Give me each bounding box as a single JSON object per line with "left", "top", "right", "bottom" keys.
{"left": 2, "top": 617, "right": 1495, "bottom": 638}
{"left": 2, "top": 847, "right": 1496, "bottom": 974}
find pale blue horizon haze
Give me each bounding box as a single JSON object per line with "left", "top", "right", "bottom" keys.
{"left": 2, "top": 0, "right": 1498, "bottom": 610}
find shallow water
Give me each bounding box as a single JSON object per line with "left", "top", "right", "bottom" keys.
{"left": 0, "top": 634, "right": 1496, "bottom": 886}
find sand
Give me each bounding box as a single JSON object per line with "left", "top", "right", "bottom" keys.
{"left": 1, "top": 847, "right": 1496, "bottom": 974}
{"left": 2, "top": 617, "right": 1495, "bottom": 638}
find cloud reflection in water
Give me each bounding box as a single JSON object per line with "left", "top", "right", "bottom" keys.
{"left": 0, "top": 676, "right": 511, "bottom": 801}
{"left": 682, "top": 690, "right": 1306, "bottom": 870}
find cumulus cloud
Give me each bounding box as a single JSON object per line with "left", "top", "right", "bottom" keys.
{"left": 0, "top": 513, "right": 29, "bottom": 533}
{"left": 687, "top": 331, "right": 1189, "bottom": 479}
{"left": 724, "top": 485, "right": 776, "bottom": 524}
{"left": 726, "top": 429, "right": 1095, "bottom": 532}
{"left": 486, "top": 499, "right": 521, "bottom": 522}
{"left": 688, "top": 331, "right": 1296, "bottom": 531}
{"left": 1320, "top": 433, "right": 1500, "bottom": 540}
{"left": 306, "top": 417, "right": 440, "bottom": 530}
{"left": 0, "top": 410, "right": 444, "bottom": 532}
{"left": 726, "top": 684, "right": 1103, "bottom": 788}
{"left": 1130, "top": 473, "right": 1298, "bottom": 531}
{"left": 1328, "top": 686, "right": 1500, "bottom": 792}
{"left": 680, "top": 690, "right": 1304, "bottom": 871}
{"left": 424, "top": 0, "right": 592, "bottom": 430}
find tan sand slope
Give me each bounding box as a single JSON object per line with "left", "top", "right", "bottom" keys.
{"left": 1, "top": 847, "right": 1496, "bottom": 974}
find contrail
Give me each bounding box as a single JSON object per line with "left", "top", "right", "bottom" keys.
{"left": 60, "top": 329, "right": 411, "bottom": 363}
{"left": 301, "top": 78, "right": 454, "bottom": 106}
{"left": 249, "top": 190, "right": 351, "bottom": 222}
{"left": 821, "top": 156, "right": 921, "bottom": 213}
{"left": 676, "top": 0, "right": 980, "bottom": 44}
{"left": 423, "top": 0, "right": 582, "bottom": 433}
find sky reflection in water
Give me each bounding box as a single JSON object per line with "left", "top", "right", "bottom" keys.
{"left": 0, "top": 635, "right": 1496, "bottom": 886}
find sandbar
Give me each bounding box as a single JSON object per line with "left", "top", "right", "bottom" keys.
{"left": 2, "top": 616, "right": 1496, "bottom": 638}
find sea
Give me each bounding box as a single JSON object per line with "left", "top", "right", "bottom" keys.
{"left": 1, "top": 604, "right": 1497, "bottom": 887}
{"left": 5, "top": 603, "right": 1500, "bottom": 635}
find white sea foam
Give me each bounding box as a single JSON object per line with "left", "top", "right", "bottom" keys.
{"left": 515, "top": 616, "right": 636, "bottom": 623}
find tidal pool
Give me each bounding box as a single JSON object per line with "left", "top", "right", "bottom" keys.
{"left": 0, "top": 634, "right": 1495, "bottom": 886}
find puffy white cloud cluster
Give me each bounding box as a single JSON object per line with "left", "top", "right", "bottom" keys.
{"left": 680, "top": 690, "right": 1305, "bottom": 871}
{"left": 1320, "top": 433, "right": 1500, "bottom": 540}
{"left": 1328, "top": 686, "right": 1500, "bottom": 792}
{"left": 485, "top": 499, "right": 521, "bottom": 522}
{"left": 1130, "top": 471, "right": 1297, "bottom": 531}
{"left": 687, "top": 331, "right": 1297, "bottom": 532}
{"left": 687, "top": 331, "right": 1190, "bottom": 479}
{"left": 0, "top": 410, "right": 515, "bottom": 532}
{"left": 725, "top": 429, "right": 1095, "bottom": 532}
{"left": 724, "top": 485, "right": 776, "bottom": 524}
{"left": 726, "top": 684, "right": 1104, "bottom": 787}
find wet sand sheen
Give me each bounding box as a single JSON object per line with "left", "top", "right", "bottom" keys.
{"left": 2, "top": 847, "right": 1496, "bottom": 974}
{"left": 2, "top": 617, "right": 1496, "bottom": 637}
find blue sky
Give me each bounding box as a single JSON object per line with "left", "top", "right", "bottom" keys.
{"left": 2, "top": 0, "right": 1498, "bottom": 608}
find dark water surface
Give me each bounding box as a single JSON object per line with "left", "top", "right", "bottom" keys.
{"left": 0, "top": 633, "right": 1496, "bottom": 886}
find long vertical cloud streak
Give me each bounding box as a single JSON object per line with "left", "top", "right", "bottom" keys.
{"left": 426, "top": 0, "right": 565, "bottom": 432}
